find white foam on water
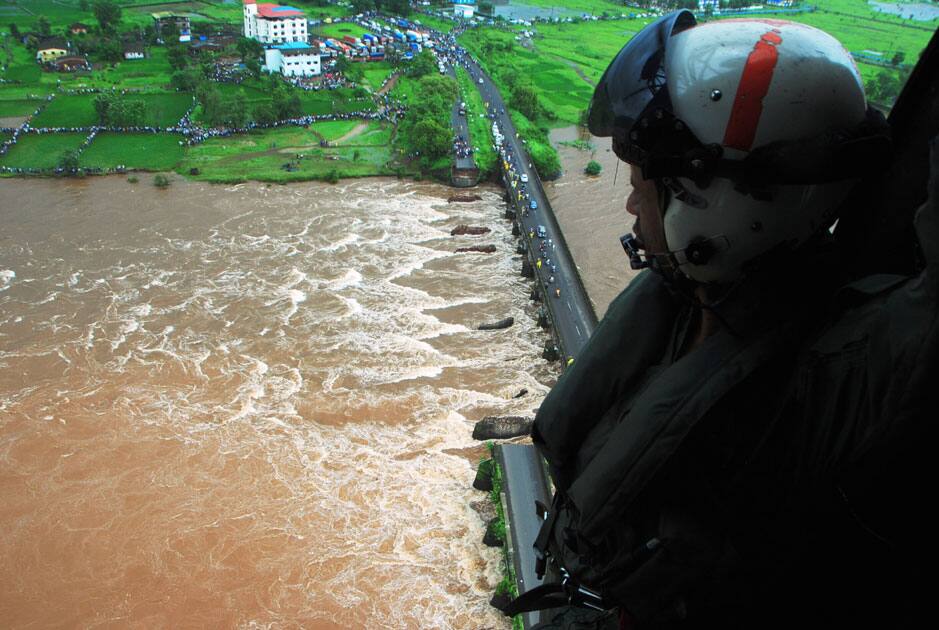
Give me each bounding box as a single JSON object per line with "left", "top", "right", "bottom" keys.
{"left": 0, "top": 179, "right": 534, "bottom": 629}
{"left": 324, "top": 268, "right": 363, "bottom": 291}
{"left": 0, "top": 269, "right": 15, "bottom": 291}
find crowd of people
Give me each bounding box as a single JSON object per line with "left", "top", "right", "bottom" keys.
{"left": 453, "top": 133, "right": 472, "bottom": 159}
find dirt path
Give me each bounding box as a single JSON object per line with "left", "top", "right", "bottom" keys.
{"left": 554, "top": 56, "right": 596, "bottom": 87}
{"left": 378, "top": 72, "right": 401, "bottom": 96}
{"left": 333, "top": 122, "right": 370, "bottom": 145}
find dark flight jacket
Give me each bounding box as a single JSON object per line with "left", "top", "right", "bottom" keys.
{"left": 531, "top": 179, "right": 939, "bottom": 625}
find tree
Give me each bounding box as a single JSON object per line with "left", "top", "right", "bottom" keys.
{"left": 350, "top": 0, "right": 375, "bottom": 13}
{"left": 408, "top": 49, "right": 437, "bottom": 78}
{"left": 93, "top": 0, "right": 122, "bottom": 32}
{"left": 236, "top": 37, "right": 263, "bottom": 63}
{"left": 79, "top": 0, "right": 89, "bottom": 11}
{"left": 252, "top": 101, "right": 277, "bottom": 125}
{"left": 272, "top": 88, "right": 302, "bottom": 120}
{"left": 171, "top": 67, "right": 200, "bottom": 91}
{"left": 479, "top": 2, "right": 494, "bottom": 16}
{"left": 96, "top": 37, "right": 123, "bottom": 63}
{"left": 383, "top": 0, "right": 410, "bottom": 16}
{"left": 58, "top": 149, "right": 80, "bottom": 172}
{"left": 585, "top": 160, "right": 602, "bottom": 176}
{"left": 511, "top": 84, "right": 539, "bottom": 120}
{"left": 411, "top": 118, "right": 451, "bottom": 165}
{"left": 420, "top": 73, "right": 457, "bottom": 103}
{"left": 228, "top": 92, "right": 248, "bottom": 128}
{"left": 153, "top": 174, "right": 170, "bottom": 188}
{"left": 891, "top": 51, "right": 906, "bottom": 66}
{"left": 9, "top": 23, "right": 19, "bottom": 39}
{"left": 244, "top": 57, "right": 261, "bottom": 79}
{"left": 37, "top": 16, "right": 51, "bottom": 37}
{"left": 167, "top": 45, "right": 189, "bottom": 71}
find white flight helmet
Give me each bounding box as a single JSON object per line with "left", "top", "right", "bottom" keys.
{"left": 588, "top": 11, "right": 889, "bottom": 284}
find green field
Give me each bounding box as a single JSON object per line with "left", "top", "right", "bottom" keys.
{"left": 0, "top": 132, "right": 86, "bottom": 168}
{"left": 178, "top": 122, "right": 399, "bottom": 183}
{"left": 31, "top": 92, "right": 192, "bottom": 128}
{"left": 30, "top": 94, "right": 98, "bottom": 127}
{"left": 334, "top": 120, "right": 393, "bottom": 147}
{"left": 462, "top": 0, "right": 936, "bottom": 132}
{"left": 0, "top": 98, "right": 42, "bottom": 118}
{"left": 79, "top": 132, "right": 185, "bottom": 170}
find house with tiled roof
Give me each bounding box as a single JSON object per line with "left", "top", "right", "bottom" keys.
{"left": 35, "top": 38, "right": 69, "bottom": 63}
{"left": 243, "top": 0, "right": 308, "bottom": 45}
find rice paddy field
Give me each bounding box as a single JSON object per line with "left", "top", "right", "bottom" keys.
{"left": 78, "top": 132, "right": 186, "bottom": 170}
{"left": 465, "top": 1, "right": 936, "bottom": 125}
{"left": 0, "top": 132, "right": 86, "bottom": 169}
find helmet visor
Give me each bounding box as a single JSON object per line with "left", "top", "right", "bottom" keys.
{"left": 587, "top": 10, "right": 696, "bottom": 138}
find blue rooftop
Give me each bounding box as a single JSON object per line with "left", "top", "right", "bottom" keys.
{"left": 274, "top": 5, "right": 301, "bottom": 12}
{"left": 273, "top": 41, "right": 311, "bottom": 50}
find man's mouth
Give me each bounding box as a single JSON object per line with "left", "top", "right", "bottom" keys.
{"left": 632, "top": 220, "right": 645, "bottom": 250}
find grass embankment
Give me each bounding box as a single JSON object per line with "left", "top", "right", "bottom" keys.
{"left": 78, "top": 133, "right": 185, "bottom": 170}
{"left": 177, "top": 120, "right": 401, "bottom": 183}
{"left": 454, "top": 66, "right": 497, "bottom": 177}
{"left": 0, "top": 132, "right": 86, "bottom": 169}
{"left": 481, "top": 449, "right": 524, "bottom": 630}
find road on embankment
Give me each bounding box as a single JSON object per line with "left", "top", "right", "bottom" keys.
{"left": 446, "top": 66, "right": 477, "bottom": 171}
{"left": 459, "top": 57, "right": 598, "bottom": 358}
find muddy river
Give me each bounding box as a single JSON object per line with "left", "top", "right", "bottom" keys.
{"left": 0, "top": 176, "right": 557, "bottom": 628}
{"left": 545, "top": 126, "right": 640, "bottom": 319}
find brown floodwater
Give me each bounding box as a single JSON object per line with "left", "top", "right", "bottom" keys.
{"left": 0, "top": 175, "right": 556, "bottom": 628}
{"left": 544, "top": 126, "right": 641, "bottom": 319}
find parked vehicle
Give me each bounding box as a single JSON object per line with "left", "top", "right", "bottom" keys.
{"left": 536, "top": 225, "right": 547, "bottom": 239}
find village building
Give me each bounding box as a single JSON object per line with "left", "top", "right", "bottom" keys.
{"left": 69, "top": 23, "right": 89, "bottom": 35}
{"left": 123, "top": 43, "right": 146, "bottom": 60}
{"left": 263, "top": 41, "right": 321, "bottom": 77}
{"left": 452, "top": 0, "right": 477, "bottom": 19}
{"left": 152, "top": 12, "right": 192, "bottom": 43}
{"left": 242, "top": 0, "right": 308, "bottom": 45}
{"left": 35, "top": 39, "right": 69, "bottom": 63}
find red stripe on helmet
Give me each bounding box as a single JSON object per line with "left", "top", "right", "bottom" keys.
{"left": 723, "top": 30, "right": 782, "bottom": 152}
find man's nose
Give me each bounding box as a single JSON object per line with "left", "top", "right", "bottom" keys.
{"left": 625, "top": 191, "right": 639, "bottom": 217}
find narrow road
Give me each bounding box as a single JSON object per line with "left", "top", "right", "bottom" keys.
{"left": 446, "top": 66, "right": 476, "bottom": 170}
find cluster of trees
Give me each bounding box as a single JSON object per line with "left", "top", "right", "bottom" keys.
{"left": 398, "top": 74, "right": 458, "bottom": 169}
{"left": 196, "top": 77, "right": 303, "bottom": 128}
{"left": 94, "top": 93, "right": 146, "bottom": 126}
{"left": 865, "top": 67, "right": 912, "bottom": 107}
{"left": 348, "top": 0, "right": 410, "bottom": 16}
{"left": 510, "top": 84, "right": 554, "bottom": 122}
{"left": 407, "top": 49, "right": 438, "bottom": 78}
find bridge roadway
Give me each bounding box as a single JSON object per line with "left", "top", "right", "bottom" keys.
{"left": 458, "top": 55, "right": 603, "bottom": 628}
{"left": 460, "top": 57, "right": 599, "bottom": 358}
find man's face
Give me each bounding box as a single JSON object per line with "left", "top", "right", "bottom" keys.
{"left": 626, "top": 165, "right": 668, "bottom": 255}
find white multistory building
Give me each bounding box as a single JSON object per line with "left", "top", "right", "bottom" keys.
{"left": 264, "top": 42, "right": 321, "bottom": 77}
{"left": 243, "top": 0, "right": 308, "bottom": 45}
